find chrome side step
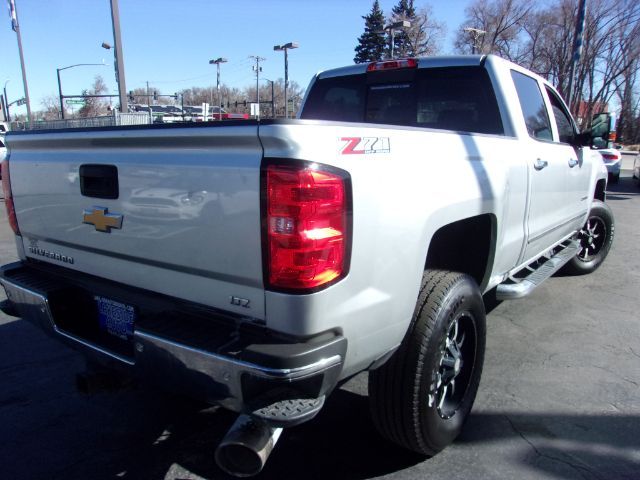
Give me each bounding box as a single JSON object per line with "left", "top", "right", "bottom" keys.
{"left": 496, "top": 240, "right": 580, "bottom": 300}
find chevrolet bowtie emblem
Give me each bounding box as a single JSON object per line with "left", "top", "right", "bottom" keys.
{"left": 83, "top": 207, "right": 123, "bottom": 233}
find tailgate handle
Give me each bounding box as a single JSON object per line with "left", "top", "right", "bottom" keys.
{"left": 80, "top": 164, "right": 119, "bottom": 199}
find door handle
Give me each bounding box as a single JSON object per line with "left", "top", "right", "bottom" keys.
{"left": 568, "top": 158, "right": 579, "bottom": 168}
{"left": 534, "top": 158, "right": 548, "bottom": 171}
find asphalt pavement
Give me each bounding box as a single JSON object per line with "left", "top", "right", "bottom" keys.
{"left": 0, "top": 167, "right": 638, "bottom": 480}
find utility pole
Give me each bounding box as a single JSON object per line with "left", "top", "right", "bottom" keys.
{"left": 274, "top": 42, "right": 299, "bottom": 118}
{"left": 8, "top": 0, "right": 32, "bottom": 123}
{"left": 263, "top": 79, "right": 275, "bottom": 118}
{"left": 109, "top": 0, "right": 128, "bottom": 112}
{"left": 250, "top": 56, "right": 265, "bottom": 120}
{"left": 271, "top": 80, "right": 275, "bottom": 119}
{"left": 567, "top": 0, "right": 588, "bottom": 114}
{"left": 463, "top": 27, "right": 486, "bottom": 54}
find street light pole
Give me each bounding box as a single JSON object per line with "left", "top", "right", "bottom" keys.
{"left": 389, "top": 21, "right": 411, "bottom": 59}
{"left": 55, "top": 63, "right": 106, "bottom": 120}
{"left": 3, "top": 80, "right": 9, "bottom": 122}
{"left": 9, "top": 0, "right": 32, "bottom": 123}
{"left": 463, "top": 27, "right": 486, "bottom": 54}
{"left": 56, "top": 69, "right": 64, "bottom": 119}
{"left": 263, "top": 79, "right": 275, "bottom": 118}
{"left": 274, "top": 42, "right": 299, "bottom": 118}
{"left": 108, "top": 0, "right": 128, "bottom": 113}
{"left": 209, "top": 58, "right": 227, "bottom": 121}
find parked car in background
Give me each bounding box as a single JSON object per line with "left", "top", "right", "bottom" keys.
{"left": 634, "top": 153, "right": 640, "bottom": 186}
{"left": 207, "top": 106, "right": 249, "bottom": 121}
{"left": 182, "top": 106, "right": 204, "bottom": 121}
{"left": 598, "top": 147, "right": 622, "bottom": 183}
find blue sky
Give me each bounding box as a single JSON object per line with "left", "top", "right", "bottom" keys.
{"left": 1, "top": 0, "right": 469, "bottom": 116}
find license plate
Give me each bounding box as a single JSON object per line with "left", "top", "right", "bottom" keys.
{"left": 94, "top": 296, "right": 135, "bottom": 341}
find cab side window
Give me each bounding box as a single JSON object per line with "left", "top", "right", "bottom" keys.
{"left": 545, "top": 87, "right": 575, "bottom": 144}
{"left": 511, "top": 71, "right": 552, "bottom": 141}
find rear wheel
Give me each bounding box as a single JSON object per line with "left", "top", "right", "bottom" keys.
{"left": 563, "top": 200, "right": 614, "bottom": 275}
{"left": 368, "top": 270, "right": 486, "bottom": 455}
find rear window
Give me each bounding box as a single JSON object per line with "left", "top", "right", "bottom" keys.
{"left": 301, "top": 66, "right": 503, "bottom": 135}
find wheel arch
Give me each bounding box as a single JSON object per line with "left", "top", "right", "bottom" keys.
{"left": 424, "top": 214, "right": 497, "bottom": 291}
{"left": 594, "top": 178, "right": 606, "bottom": 202}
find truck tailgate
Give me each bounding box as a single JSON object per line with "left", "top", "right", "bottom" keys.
{"left": 7, "top": 124, "right": 265, "bottom": 319}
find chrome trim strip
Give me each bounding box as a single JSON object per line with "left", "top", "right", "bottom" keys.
{"left": 56, "top": 329, "right": 135, "bottom": 365}
{"left": 134, "top": 330, "right": 342, "bottom": 380}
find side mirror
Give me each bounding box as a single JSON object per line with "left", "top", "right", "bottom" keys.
{"left": 584, "top": 112, "right": 616, "bottom": 149}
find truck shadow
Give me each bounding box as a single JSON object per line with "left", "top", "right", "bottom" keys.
{"left": 1, "top": 318, "right": 639, "bottom": 479}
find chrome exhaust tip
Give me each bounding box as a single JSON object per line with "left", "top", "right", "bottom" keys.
{"left": 215, "top": 415, "right": 283, "bottom": 477}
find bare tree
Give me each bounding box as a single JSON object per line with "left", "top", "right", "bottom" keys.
{"left": 552, "top": 0, "right": 640, "bottom": 120}
{"left": 387, "top": 3, "right": 444, "bottom": 57}
{"left": 39, "top": 95, "right": 62, "bottom": 120}
{"left": 404, "top": 6, "right": 446, "bottom": 56}
{"left": 78, "top": 76, "right": 108, "bottom": 118}
{"left": 456, "top": 0, "right": 640, "bottom": 128}
{"left": 454, "top": 0, "right": 532, "bottom": 60}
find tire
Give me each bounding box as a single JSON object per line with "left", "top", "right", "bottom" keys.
{"left": 562, "top": 200, "right": 614, "bottom": 275}
{"left": 368, "top": 270, "right": 486, "bottom": 456}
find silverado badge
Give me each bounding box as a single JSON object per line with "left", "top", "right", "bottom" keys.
{"left": 83, "top": 207, "right": 123, "bottom": 233}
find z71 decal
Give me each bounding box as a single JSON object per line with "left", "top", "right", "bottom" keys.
{"left": 340, "top": 137, "right": 390, "bottom": 155}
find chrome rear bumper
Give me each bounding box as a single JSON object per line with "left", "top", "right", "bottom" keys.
{"left": 0, "top": 262, "right": 345, "bottom": 426}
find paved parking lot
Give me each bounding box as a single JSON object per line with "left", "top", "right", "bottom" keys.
{"left": 0, "top": 166, "right": 638, "bottom": 480}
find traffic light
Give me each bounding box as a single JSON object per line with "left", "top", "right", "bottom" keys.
{"left": 153, "top": 91, "right": 158, "bottom": 101}
{"left": 128, "top": 91, "right": 134, "bottom": 102}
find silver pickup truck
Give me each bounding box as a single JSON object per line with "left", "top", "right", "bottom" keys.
{"left": 0, "top": 55, "right": 614, "bottom": 476}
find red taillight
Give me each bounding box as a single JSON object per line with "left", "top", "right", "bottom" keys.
{"left": 601, "top": 153, "right": 619, "bottom": 161}
{"left": 367, "top": 58, "right": 418, "bottom": 72}
{"left": 1, "top": 159, "right": 20, "bottom": 235}
{"left": 266, "top": 163, "right": 350, "bottom": 291}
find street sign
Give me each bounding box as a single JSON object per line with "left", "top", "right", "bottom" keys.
{"left": 65, "top": 99, "right": 85, "bottom": 105}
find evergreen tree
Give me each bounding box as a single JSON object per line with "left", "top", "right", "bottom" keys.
{"left": 354, "top": 0, "right": 386, "bottom": 64}
{"left": 390, "top": 0, "right": 417, "bottom": 58}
